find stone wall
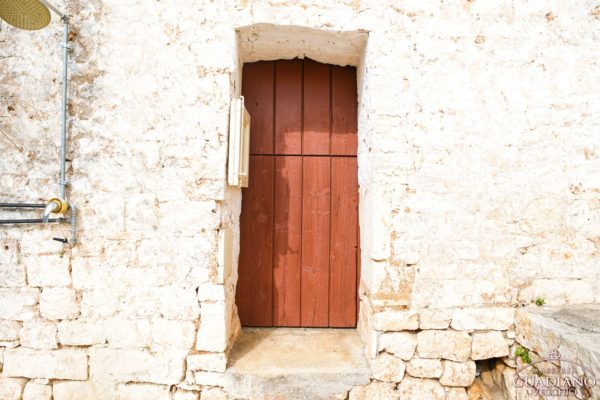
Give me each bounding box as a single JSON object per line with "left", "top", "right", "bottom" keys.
{"left": 1, "top": 1, "right": 599, "bottom": 399}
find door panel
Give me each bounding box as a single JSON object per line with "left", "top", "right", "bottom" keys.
{"left": 243, "top": 62, "right": 274, "bottom": 155}
{"left": 237, "top": 156, "right": 274, "bottom": 326}
{"left": 303, "top": 60, "right": 330, "bottom": 155}
{"left": 331, "top": 65, "right": 358, "bottom": 156}
{"left": 273, "top": 156, "right": 303, "bottom": 326}
{"left": 301, "top": 157, "right": 331, "bottom": 327}
{"left": 239, "top": 59, "right": 358, "bottom": 328}
{"left": 329, "top": 157, "right": 359, "bottom": 327}
{"left": 275, "top": 60, "right": 302, "bottom": 155}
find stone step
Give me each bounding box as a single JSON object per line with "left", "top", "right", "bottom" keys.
{"left": 223, "top": 328, "right": 371, "bottom": 400}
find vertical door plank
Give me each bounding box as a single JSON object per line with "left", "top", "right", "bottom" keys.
{"left": 301, "top": 157, "right": 331, "bottom": 327}
{"left": 329, "top": 157, "right": 358, "bottom": 327}
{"left": 356, "top": 218, "right": 361, "bottom": 321}
{"left": 273, "top": 156, "right": 302, "bottom": 326}
{"left": 331, "top": 66, "right": 358, "bottom": 156}
{"left": 275, "top": 60, "right": 302, "bottom": 154}
{"left": 237, "top": 155, "right": 274, "bottom": 326}
{"left": 303, "top": 60, "right": 330, "bottom": 155}
{"left": 243, "top": 61, "right": 274, "bottom": 155}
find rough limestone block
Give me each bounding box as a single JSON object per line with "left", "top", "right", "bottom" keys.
{"left": 199, "top": 388, "right": 228, "bottom": 400}
{"left": 197, "top": 284, "right": 226, "bottom": 301}
{"left": 53, "top": 381, "right": 119, "bottom": 400}
{"left": 114, "top": 288, "right": 161, "bottom": 318}
{"left": 0, "top": 239, "right": 25, "bottom": 287}
{"left": 517, "top": 279, "right": 594, "bottom": 305}
{"left": 371, "top": 352, "right": 406, "bottom": 382}
{"left": 24, "top": 255, "right": 71, "bottom": 287}
{"left": 151, "top": 319, "right": 196, "bottom": 350}
{"left": 196, "top": 302, "right": 227, "bottom": 352}
{"left": 187, "top": 352, "right": 228, "bottom": 372}
{"left": 397, "top": 376, "right": 445, "bottom": 400}
{"left": 158, "top": 287, "right": 200, "bottom": 320}
{"left": 413, "top": 277, "right": 513, "bottom": 309}
{"left": 0, "top": 320, "right": 21, "bottom": 341}
{"left": 439, "top": 360, "right": 476, "bottom": 387}
{"left": 0, "top": 377, "right": 26, "bottom": 400}
{"left": 40, "top": 288, "right": 79, "bottom": 320}
{"left": 368, "top": 186, "right": 392, "bottom": 261}
{"left": 173, "top": 389, "right": 200, "bottom": 400}
{"left": 377, "top": 332, "right": 416, "bottom": 360}
{"left": 0, "top": 288, "right": 39, "bottom": 320}
{"left": 19, "top": 320, "right": 58, "bottom": 349}
{"left": 3, "top": 348, "right": 87, "bottom": 380}
{"left": 80, "top": 289, "right": 119, "bottom": 319}
{"left": 71, "top": 260, "right": 174, "bottom": 289}
{"left": 89, "top": 348, "right": 186, "bottom": 384}
{"left": 22, "top": 382, "right": 52, "bottom": 400}
{"left": 406, "top": 358, "right": 443, "bottom": 378}
{"left": 57, "top": 320, "right": 107, "bottom": 345}
{"left": 450, "top": 308, "right": 514, "bottom": 331}
{"left": 119, "top": 383, "right": 170, "bottom": 400}
{"left": 445, "top": 387, "right": 468, "bottom": 400}
{"left": 417, "top": 330, "right": 471, "bottom": 362}
{"left": 471, "top": 331, "right": 509, "bottom": 360}
{"left": 358, "top": 307, "right": 379, "bottom": 358}
{"left": 420, "top": 309, "right": 451, "bottom": 329}
{"left": 348, "top": 381, "right": 398, "bottom": 400}
{"left": 105, "top": 319, "right": 152, "bottom": 348}
{"left": 372, "top": 309, "right": 419, "bottom": 331}
{"left": 369, "top": 264, "right": 415, "bottom": 307}
{"left": 193, "top": 371, "right": 226, "bottom": 386}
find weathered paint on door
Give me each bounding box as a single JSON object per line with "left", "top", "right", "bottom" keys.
{"left": 237, "top": 59, "right": 359, "bottom": 328}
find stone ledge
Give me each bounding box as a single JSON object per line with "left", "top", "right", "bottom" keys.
{"left": 3, "top": 348, "right": 87, "bottom": 380}
{"left": 515, "top": 305, "right": 600, "bottom": 400}
{"left": 223, "top": 328, "right": 371, "bottom": 400}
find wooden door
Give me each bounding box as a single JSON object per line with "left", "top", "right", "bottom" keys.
{"left": 236, "top": 59, "right": 359, "bottom": 328}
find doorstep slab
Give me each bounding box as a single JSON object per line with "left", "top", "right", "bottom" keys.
{"left": 224, "top": 328, "right": 371, "bottom": 400}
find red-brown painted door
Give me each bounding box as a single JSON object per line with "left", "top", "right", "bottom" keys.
{"left": 237, "top": 59, "right": 358, "bottom": 328}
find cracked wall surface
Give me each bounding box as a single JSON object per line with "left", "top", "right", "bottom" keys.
{"left": 0, "top": 0, "right": 599, "bottom": 399}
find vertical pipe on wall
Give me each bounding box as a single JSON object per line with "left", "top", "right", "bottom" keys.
{"left": 60, "top": 19, "right": 69, "bottom": 200}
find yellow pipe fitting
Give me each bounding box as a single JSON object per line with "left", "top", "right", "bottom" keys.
{"left": 47, "top": 197, "right": 69, "bottom": 215}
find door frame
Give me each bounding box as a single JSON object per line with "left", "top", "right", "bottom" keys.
{"left": 220, "top": 24, "right": 373, "bottom": 359}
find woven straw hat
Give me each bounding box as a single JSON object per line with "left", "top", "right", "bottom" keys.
{"left": 0, "top": 0, "right": 51, "bottom": 30}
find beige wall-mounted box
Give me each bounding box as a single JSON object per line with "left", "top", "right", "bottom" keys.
{"left": 227, "top": 96, "right": 251, "bottom": 188}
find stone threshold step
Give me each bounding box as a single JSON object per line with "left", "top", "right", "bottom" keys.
{"left": 223, "top": 328, "right": 371, "bottom": 400}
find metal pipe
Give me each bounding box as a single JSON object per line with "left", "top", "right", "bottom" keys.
{"left": 0, "top": 203, "right": 46, "bottom": 209}
{"left": 59, "top": 21, "right": 69, "bottom": 199}
{"left": 37, "top": 0, "right": 69, "bottom": 200}
{"left": 0, "top": 218, "right": 64, "bottom": 225}
{"left": 38, "top": 0, "right": 67, "bottom": 22}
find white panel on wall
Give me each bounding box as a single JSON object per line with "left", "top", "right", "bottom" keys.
{"left": 227, "top": 97, "right": 251, "bottom": 188}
